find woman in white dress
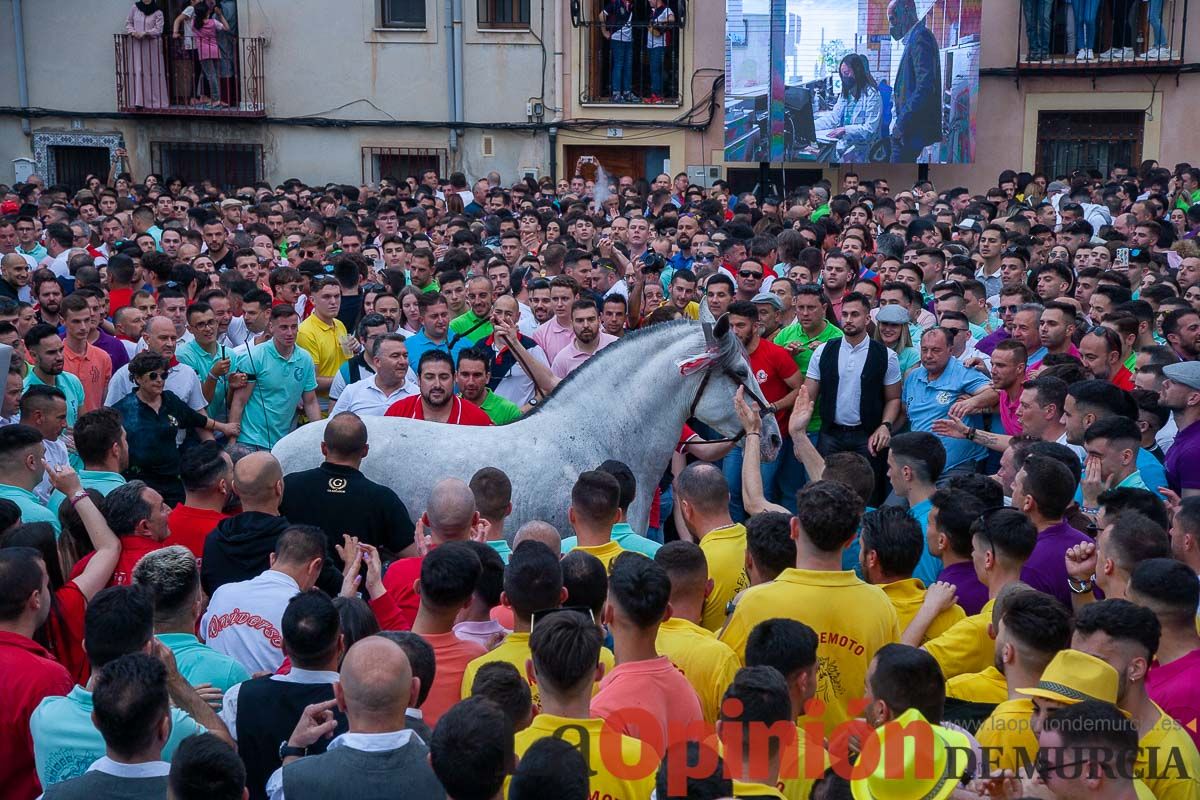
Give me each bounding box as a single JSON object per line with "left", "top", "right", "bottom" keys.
{"left": 814, "top": 54, "right": 883, "bottom": 164}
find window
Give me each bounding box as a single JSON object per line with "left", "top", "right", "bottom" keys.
{"left": 381, "top": 0, "right": 426, "bottom": 29}
{"left": 478, "top": 0, "right": 530, "bottom": 29}
{"left": 362, "top": 147, "right": 447, "bottom": 185}
{"left": 1036, "top": 111, "right": 1143, "bottom": 178}
{"left": 50, "top": 146, "right": 111, "bottom": 192}
{"left": 151, "top": 142, "right": 263, "bottom": 192}
{"left": 582, "top": 0, "right": 684, "bottom": 104}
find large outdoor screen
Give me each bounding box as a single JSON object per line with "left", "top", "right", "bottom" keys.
{"left": 724, "top": 0, "right": 981, "bottom": 164}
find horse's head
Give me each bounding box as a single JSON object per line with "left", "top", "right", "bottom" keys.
{"left": 690, "top": 305, "right": 782, "bottom": 462}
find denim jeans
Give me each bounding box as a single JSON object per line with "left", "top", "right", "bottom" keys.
{"left": 723, "top": 440, "right": 784, "bottom": 522}
{"left": 1074, "top": 0, "right": 1101, "bottom": 50}
{"left": 1021, "top": 0, "right": 1052, "bottom": 56}
{"left": 648, "top": 46, "right": 665, "bottom": 97}
{"left": 610, "top": 39, "right": 632, "bottom": 96}
{"left": 1148, "top": 0, "right": 1167, "bottom": 46}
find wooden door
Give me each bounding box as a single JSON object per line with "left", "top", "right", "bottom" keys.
{"left": 563, "top": 145, "right": 648, "bottom": 183}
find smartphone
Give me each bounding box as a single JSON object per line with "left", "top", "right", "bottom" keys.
{"left": 1116, "top": 248, "right": 1130, "bottom": 268}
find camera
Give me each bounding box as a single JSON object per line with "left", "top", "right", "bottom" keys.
{"left": 640, "top": 252, "right": 667, "bottom": 273}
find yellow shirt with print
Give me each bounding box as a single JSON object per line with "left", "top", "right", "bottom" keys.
{"left": 296, "top": 313, "right": 348, "bottom": 383}
{"left": 574, "top": 539, "right": 627, "bottom": 572}
{"left": 509, "top": 713, "right": 657, "bottom": 800}
{"left": 882, "top": 578, "right": 966, "bottom": 643}
{"left": 700, "top": 523, "right": 751, "bottom": 631}
{"left": 719, "top": 568, "right": 900, "bottom": 734}
{"left": 975, "top": 698, "right": 1037, "bottom": 775}
{"left": 1137, "top": 703, "right": 1200, "bottom": 800}
{"left": 946, "top": 666, "right": 1008, "bottom": 704}
{"left": 656, "top": 617, "right": 741, "bottom": 723}
{"left": 923, "top": 598, "right": 996, "bottom": 681}
{"left": 460, "top": 631, "right": 615, "bottom": 707}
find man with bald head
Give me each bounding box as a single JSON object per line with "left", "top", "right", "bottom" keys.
{"left": 104, "top": 315, "right": 206, "bottom": 410}
{"left": 268, "top": 637, "right": 442, "bottom": 799}
{"left": 513, "top": 520, "right": 563, "bottom": 557}
{"left": 674, "top": 462, "right": 750, "bottom": 631}
{"left": 381, "top": 477, "right": 483, "bottom": 629}
{"left": 0, "top": 252, "right": 31, "bottom": 302}
{"left": 280, "top": 413, "right": 416, "bottom": 560}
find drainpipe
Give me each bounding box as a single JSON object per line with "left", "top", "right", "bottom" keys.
{"left": 445, "top": 0, "right": 458, "bottom": 152}
{"left": 551, "top": 0, "right": 563, "bottom": 181}
{"left": 451, "top": 0, "right": 464, "bottom": 147}
{"left": 12, "top": 0, "right": 31, "bottom": 136}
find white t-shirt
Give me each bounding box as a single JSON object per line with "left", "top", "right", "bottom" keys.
{"left": 201, "top": 569, "right": 300, "bottom": 674}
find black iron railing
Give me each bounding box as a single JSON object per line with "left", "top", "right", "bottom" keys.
{"left": 114, "top": 34, "right": 266, "bottom": 115}
{"left": 574, "top": 1, "right": 687, "bottom": 105}
{"left": 1016, "top": 0, "right": 1186, "bottom": 70}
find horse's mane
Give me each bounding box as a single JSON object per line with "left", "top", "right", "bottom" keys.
{"left": 524, "top": 318, "right": 700, "bottom": 418}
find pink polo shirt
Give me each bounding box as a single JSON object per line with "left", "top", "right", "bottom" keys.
{"left": 998, "top": 385, "right": 1022, "bottom": 436}
{"left": 550, "top": 333, "right": 617, "bottom": 378}
{"left": 1147, "top": 649, "right": 1200, "bottom": 749}
{"left": 533, "top": 317, "right": 576, "bottom": 365}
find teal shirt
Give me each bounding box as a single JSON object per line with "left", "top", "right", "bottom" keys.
{"left": 177, "top": 339, "right": 232, "bottom": 421}
{"left": 156, "top": 632, "right": 250, "bottom": 693}
{"left": 0, "top": 483, "right": 61, "bottom": 534}
{"left": 31, "top": 685, "right": 205, "bottom": 788}
{"left": 562, "top": 522, "right": 661, "bottom": 557}
{"left": 908, "top": 498, "right": 943, "bottom": 586}
{"left": 24, "top": 370, "right": 85, "bottom": 427}
{"left": 1115, "top": 471, "right": 1148, "bottom": 491}
{"left": 46, "top": 469, "right": 126, "bottom": 515}
{"left": 487, "top": 539, "right": 513, "bottom": 564}
{"left": 235, "top": 340, "right": 318, "bottom": 450}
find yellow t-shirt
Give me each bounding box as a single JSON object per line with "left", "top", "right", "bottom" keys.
{"left": 296, "top": 313, "right": 348, "bottom": 381}
{"left": 656, "top": 617, "right": 741, "bottom": 723}
{"left": 975, "top": 698, "right": 1037, "bottom": 774}
{"left": 1137, "top": 703, "right": 1200, "bottom": 800}
{"left": 881, "top": 577, "right": 967, "bottom": 643}
{"left": 510, "top": 713, "right": 657, "bottom": 800}
{"left": 574, "top": 539, "right": 626, "bottom": 572}
{"left": 946, "top": 665, "right": 1009, "bottom": 704}
{"left": 700, "top": 523, "right": 751, "bottom": 632}
{"left": 923, "top": 598, "right": 996, "bottom": 681}
{"left": 460, "top": 631, "right": 616, "bottom": 707}
{"left": 732, "top": 779, "right": 788, "bottom": 799}
{"left": 721, "top": 724, "right": 827, "bottom": 800}
{"left": 720, "top": 568, "right": 900, "bottom": 734}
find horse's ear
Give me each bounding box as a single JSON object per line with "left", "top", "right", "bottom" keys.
{"left": 702, "top": 321, "right": 715, "bottom": 348}
{"left": 698, "top": 298, "right": 716, "bottom": 325}
{"left": 713, "top": 313, "right": 730, "bottom": 340}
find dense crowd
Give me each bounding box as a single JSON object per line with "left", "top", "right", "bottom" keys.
{"left": 1, "top": 159, "right": 1200, "bottom": 800}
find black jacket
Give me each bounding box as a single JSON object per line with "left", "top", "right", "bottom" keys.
{"left": 200, "top": 511, "right": 341, "bottom": 596}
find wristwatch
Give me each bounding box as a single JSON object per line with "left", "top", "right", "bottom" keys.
{"left": 278, "top": 741, "right": 307, "bottom": 760}
{"left": 881, "top": 421, "right": 894, "bottom": 432}
{"left": 1067, "top": 575, "right": 1095, "bottom": 595}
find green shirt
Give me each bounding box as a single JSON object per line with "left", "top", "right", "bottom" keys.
{"left": 234, "top": 340, "right": 318, "bottom": 450}
{"left": 562, "top": 522, "right": 661, "bottom": 557}
{"left": 449, "top": 310, "right": 494, "bottom": 347}
{"left": 772, "top": 320, "right": 843, "bottom": 432}
{"left": 0, "top": 483, "right": 60, "bottom": 534}
{"left": 156, "top": 632, "right": 251, "bottom": 693}
{"left": 177, "top": 339, "right": 232, "bottom": 421}
{"left": 46, "top": 469, "right": 126, "bottom": 515}
{"left": 24, "top": 370, "right": 85, "bottom": 427}
{"left": 1116, "top": 471, "right": 1148, "bottom": 491}
{"left": 487, "top": 539, "right": 513, "bottom": 564}
{"left": 477, "top": 389, "right": 522, "bottom": 425}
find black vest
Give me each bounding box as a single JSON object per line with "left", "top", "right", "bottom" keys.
{"left": 236, "top": 677, "right": 348, "bottom": 800}
{"left": 817, "top": 338, "right": 888, "bottom": 431}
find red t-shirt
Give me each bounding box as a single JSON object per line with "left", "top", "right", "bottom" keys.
{"left": 380, "top": 556, "right": 423, "bottom": 631}
{"left": 70, "top": 536, "right": 165, "bottom": 587}
{"left": 0, "top": 631, "right": 74, "bottom": 800}
{"left": 165, "top": 504, "right": 231, "bottom": 561}
{"left": 748, "top": 338, "right": 799, "bottom": 429}
{"left": 46, "top": 582, "right": 89, "bottom": 686}
{"left": 108, "top": 287, "right": 134, "bottom": 313}
{"left": 385, "top": 395, "right": 493, "bottom": 426}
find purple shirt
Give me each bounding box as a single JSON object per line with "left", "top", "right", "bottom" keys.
{"left": 92, "top": 328, "right": 130, "bottom": 372}
{"left": 975, "top": 326, "right": 1010, "bottom": 356}
{"left": 1165, "top": 419, "right": 1200, "bottom": 495}
{"left": 937, "top": 560, "right": 989, "bottom": 616}
{"left": 1020, "top": 520, "right": 1093, "bottom": 609}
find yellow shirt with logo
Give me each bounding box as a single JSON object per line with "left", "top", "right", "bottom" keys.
{"left": 296, "top": 313, "right": 348, "bottom": 382}
{"left": 460, "top": 631, "right": 616, "bottom": 707}
{"left": 946, "top": 666, "right": 1008, "bottom": 704}
{"left": 510, "top": 713, "right": 657, "bottom": 800}
{"left": 720, "top": 568, "right": 900, "bottom": 734}
{"left": 1137, "top": 703, "right": 1200, "bottom": 800}
{"left": 881, "top": 577, "right": 966, "bottom": 643}
{"left": 975, "top": 697, "right": 1036, "bottom": 774}
{"left": 656, "top": 617, "right": 741, "bottom": 723}
{"left": 923, "top": 598, "right": 996, "bottom": 681}
{"left": 700, "top": 523, "right": 751, "bottom": 632}
{"left": 574, "top": 539, "right": 627, "bottom": 572}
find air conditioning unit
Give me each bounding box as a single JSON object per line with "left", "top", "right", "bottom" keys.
{"left": 687, "top": 165, "right": 722, "bottom": 188}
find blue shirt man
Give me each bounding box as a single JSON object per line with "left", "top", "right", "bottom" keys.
{"left": 903, "top": 333, "right": 996, "bottom": 472}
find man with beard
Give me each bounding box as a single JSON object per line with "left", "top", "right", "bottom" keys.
{"left": 386, "top": 350, "right": 491, "bottom": 425}
{"left": 550, "top": 298, "right": 615, "bottom": 379}
{"left": 33, "top": 272, "right": 63, "bottom": 330}
{"left": 448, "top": 276, "right": 495, "bottom": 347}
{"left": 23, "top": 324, "right": 85, "bottom": 428}
{"left": 455, "top": 347, "right": 522, "bottom": 425}
{"left": 1163, "top": 308, "right": 1200, "bottom": 363}
{"left": 1160, "top": 362, "right": 1200, "bottom": 497}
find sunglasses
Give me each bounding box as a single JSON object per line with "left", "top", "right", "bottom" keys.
{"left": 1034, "top": 754, "right": 1091, "bottom": 782}
{"left": 998, "top": 304, "right": 1022, "bottom": 315}
{"left": 139, "top": 371, "right": 165, "bottom": 381}
{"left": 739, "top": 270, "right": 764, "bottom": 279}
{"left": 694, "top": 255, "right": 715, "bottom": 263}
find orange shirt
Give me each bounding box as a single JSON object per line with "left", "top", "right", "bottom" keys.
{"left": 62, "top": 341, "right": 112, "bottom": 412}
{"left": 590, "top": 655, "right": 706, "bottom": 752}
{"left": 419, "top": 630, "right": 487, "bottom": 728}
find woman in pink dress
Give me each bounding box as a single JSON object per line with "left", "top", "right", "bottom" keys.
{"left": 124, "top": 1, "right": 168, "bottom": 109}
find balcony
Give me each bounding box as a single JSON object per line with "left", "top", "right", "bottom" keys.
{"left": 114, "top": 34, "right": 266, "bottom": 116}
{"left": 1015, "top": 0, "right": 1187, "bottom": 74}
{"left": 574, "top": 1, "right": 687, "bottom": 106}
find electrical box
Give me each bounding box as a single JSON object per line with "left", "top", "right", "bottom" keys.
{"left": 687, "top": 165, "right": 722, "bottom": 188}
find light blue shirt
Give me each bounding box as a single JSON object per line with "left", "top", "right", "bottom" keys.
{"left": 1075, "top": 451, "right": 1166, "bottom": 505}
{"left": 31, "top": 685, "right": 205, "bottom": 788}
{"left": 903, "top": 358, "right": 992, "bottom": 470}
{"left": 0, "top": 482, "right": 61, "bottom": 534}
{"left": 47, "top": 469, "right": 126, "bottom": 515}
{"left": 487, "top": 539, "right": 512, "bottom": 564}
{"left": 403, "top": 329, "right": 468, "bottom": 376}
{"left": 24, "top": 370, "right": 85, "bottom": 428}
{"left": 157, "top": 632, "right": 251, "bottom": 694}
{"left": 177, "top": 339, "right": 233, "bottom": 421}
{"left": 562, "top": 521, "right": 661, "bottom": 557}
{"left": 234, "top": 340, "right": 318, "bottom": 450}
{"left": 907, "top": 498, "right": 943, "bottom": 586}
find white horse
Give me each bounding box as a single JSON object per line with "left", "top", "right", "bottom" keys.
{"left": 273, "top": 313, "right": 782, "bottom": 535}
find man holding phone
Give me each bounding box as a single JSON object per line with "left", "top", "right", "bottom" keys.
{"left": 178, "top": 301, "right": 239, "bottom": 422}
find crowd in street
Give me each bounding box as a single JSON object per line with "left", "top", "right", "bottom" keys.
{"left": 1, "top": 158, "right": 1200, "bottom": 800}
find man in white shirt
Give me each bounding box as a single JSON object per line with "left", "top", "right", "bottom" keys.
{"left": 105, "top": 317, "right": 206, "bottom": 410}
{"left": 201, "top": 525, "right": 327, "bottom": 674}
{"left": 331, "top": 334, "right": 418, "bottom": 417}
{"left": 19, "top": 385, "right": 69, "bottom": 501}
